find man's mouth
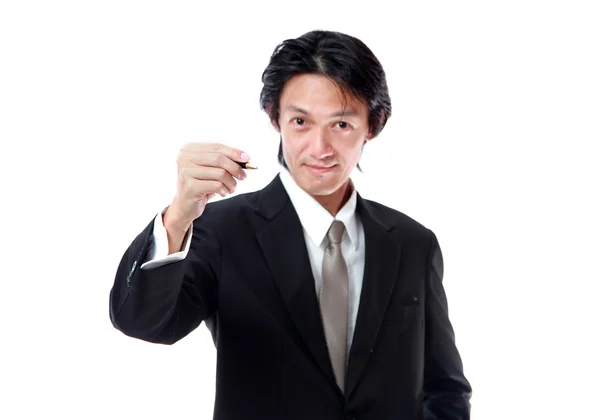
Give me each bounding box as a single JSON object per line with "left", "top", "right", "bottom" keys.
{"left": 304, "top": 164, "right": 336, "bottom": 174}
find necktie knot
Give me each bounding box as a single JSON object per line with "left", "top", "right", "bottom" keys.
{"left": 327, "top": 221, "right": 345, "bottom": 245}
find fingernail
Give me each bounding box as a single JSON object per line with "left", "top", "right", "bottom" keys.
{"left": 241, "top": 152, "right": 251, "bottom": 161}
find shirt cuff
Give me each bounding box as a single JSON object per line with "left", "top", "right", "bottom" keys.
{"left": 140, "top": 206, "right": 193, "bottom": 270}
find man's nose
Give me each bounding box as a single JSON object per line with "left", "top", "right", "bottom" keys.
{"left": 307, "top": 128, "right": 333, "bottom": 159}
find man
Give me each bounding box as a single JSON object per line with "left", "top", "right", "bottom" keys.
{"left": 109, "top": 30, "right": 472, "bottom": 419}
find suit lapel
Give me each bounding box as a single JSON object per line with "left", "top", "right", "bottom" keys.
{"left": 345, "top": 194, "right": 402, "bottom": 398}
{"left": 252, "top": 175, "right": 402, "bottom": 398}
{"left": 254, "top": 175, "right": 339, "bottom": 391}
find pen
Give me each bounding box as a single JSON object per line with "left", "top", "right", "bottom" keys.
{"left": 236, "top": 161, "right": 258, "bottom": 169}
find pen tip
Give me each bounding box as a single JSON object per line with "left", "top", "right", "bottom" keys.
{"left": 245, "top": 162, "right": 258, "bottom": 169}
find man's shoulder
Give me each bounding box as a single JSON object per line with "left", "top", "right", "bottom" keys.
{"left": 201, "top": 191, "right": 257, "bottom": 219}
{"left": 360, "top": 197, "right": 433, "bottom": 238}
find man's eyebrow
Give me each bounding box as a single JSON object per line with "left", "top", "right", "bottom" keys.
{"left": 284, "top": 105, "right": 360, "bottom": 118}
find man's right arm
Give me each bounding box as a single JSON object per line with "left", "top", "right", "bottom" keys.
{"left": 139, "top": 206, "right": 193, "bottom": 271}
{"left": 109, "top": 142, "right": 249, "bottom": 345}
{"left": 109, "top": 206, "right": 221, "bottom": 345}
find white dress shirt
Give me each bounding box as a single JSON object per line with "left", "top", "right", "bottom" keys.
{"left": 140, "top": 170, "right": 366, "bottom": 354}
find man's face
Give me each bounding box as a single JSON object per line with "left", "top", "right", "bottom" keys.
{"left": 275, "top": 74, "right": 374, "bottom": 197}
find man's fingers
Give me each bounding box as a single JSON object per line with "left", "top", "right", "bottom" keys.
{"left": 182, "top": 142, "right": 250, "bottom": 163}
{"left": 188, "top": 152, "right": 247, "bottom": 180}
{"left": 181, "top": 166, "right": 238, "bottom": 194}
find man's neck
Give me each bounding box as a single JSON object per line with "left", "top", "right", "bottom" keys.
{"left": 312, "top": 180, "right": 353, "bottom": 217}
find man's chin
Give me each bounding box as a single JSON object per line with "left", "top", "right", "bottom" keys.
{"left": 289, "top": 166, "right": 346, "bottom": 195}
{"left": 299, "top": 178, "right": 345, "bottom": 197}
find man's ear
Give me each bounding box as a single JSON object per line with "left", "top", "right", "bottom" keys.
{"left": 365, "top": 108, "right": 387, "bottom": 141}
{"left": 266, "top": 105, "right": 281, "bottom": 133}
{"left": 365, "top": 128, "right": 377, "bottom": 142}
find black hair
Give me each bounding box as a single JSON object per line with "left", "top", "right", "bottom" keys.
{"left": 259, "top": 30, "right": 392, "bottom": 171}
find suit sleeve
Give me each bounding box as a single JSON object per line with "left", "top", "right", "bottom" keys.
{"left": 108, "top": 210, "right": 221, "bottom": 345}
{"left": 139, "top": 207, "right": 193, "bottom": 270}
{"left": 422, "top": 231, "right": 472, "bottom": 419}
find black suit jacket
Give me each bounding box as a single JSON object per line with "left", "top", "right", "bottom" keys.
{"left": 109, "top": 175, "right": 471, "bottom": 419}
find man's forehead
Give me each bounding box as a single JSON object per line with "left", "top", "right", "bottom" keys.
{"left": 282, "top": 104, "right": 362, "bottom": 118}
{"left": 280, "top": 74, "right": 365, "bottom": 107}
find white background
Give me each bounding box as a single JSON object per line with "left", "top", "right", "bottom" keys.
{"left": 1, "top": 1, "right": 599, "bottom": 419}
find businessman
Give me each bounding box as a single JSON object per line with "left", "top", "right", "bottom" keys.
{"left": 109, "top": 30, "right": 472, "bottom": 419}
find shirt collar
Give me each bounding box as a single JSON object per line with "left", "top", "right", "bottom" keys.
{"left": 278, "top": 168, "right": 359, "bottom": 250}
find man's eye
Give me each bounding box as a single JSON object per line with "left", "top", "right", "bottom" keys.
{"left": 338, "top": 121, "right": 349, "bottom": 129}
{"left": 294, "top": 118, "right": 305, "bottom": 125}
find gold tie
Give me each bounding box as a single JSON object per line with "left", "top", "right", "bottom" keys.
{"left": 319, "top": 220, "right": 349, "bottom": 393}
